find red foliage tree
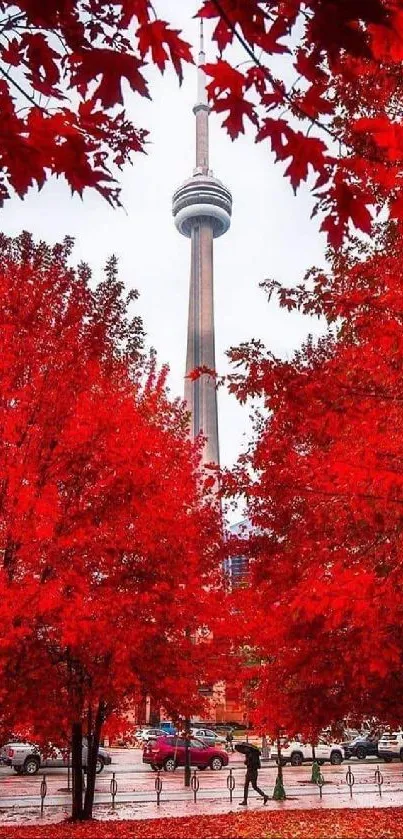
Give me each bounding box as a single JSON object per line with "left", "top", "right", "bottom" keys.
{"left": 0, "top": 232, "right": 225, "bottom": 820}
{"left": 225, "top": 220, "right": 403, "bottom": 741}
{"left": 0, "top": 1, "right": 400, "bottom": 245}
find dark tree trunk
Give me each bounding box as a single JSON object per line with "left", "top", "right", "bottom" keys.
{"left": 273, "top": 734, "right": 286, "bottom": 800}
{"left": 277, "top": 737, "right": 284, "bottom": 784}
{"left": 184, "top": 718, "right": 191, "bottom": 788}
{"left": 83, "top": 701, "right": 105, "bottom": 820}
{"left": 71, "top": 721, "right": 84, "bottom": 821}
{"left": 311, "top": 744, "right": 321, "bottom": 783}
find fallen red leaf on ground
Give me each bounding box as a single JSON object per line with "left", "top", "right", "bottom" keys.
{"left": 0, "top": 808, "right": 401, "bottom": 838}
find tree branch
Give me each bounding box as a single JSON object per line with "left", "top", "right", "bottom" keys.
{"left": 209, "top": 0, "right": 340, "bottom": 144}
{"left": 0, "top": 63, "right": 48, "bottom": 112}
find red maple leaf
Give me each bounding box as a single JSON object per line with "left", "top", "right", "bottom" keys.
{"left": 21, "top": 32, "right": 61, "bottom": 97}
{"left": 257, "top": 17, "right": 291, "bottom": 55}
{"left": 186, "top": 365, "right": 218, "bottom": 381}
{"left": 215, "top": 92, "right": 258, "bottom": 139}
{"left": 137, "top": 20, "right": 193, "bottom": 80}
{"left": 205, "top": 59, "right": 245, "bottom": 98}
{"left": 120, "top": 0, "right": 152, "bottom": 27}
{"left": 69, "top": 49, "right": 150, "bottom": 108}
{"left": 319, "top": 170, "right": 373, "bottom": 247}
{"left": 294, "top": 82, "right": 334, "bottom": 119}
{"left": 1, "top": 37, "right": 23, "bottom": 66}
{"left": 257, "top": 119, "right": 329, "bottom": 191}
{"left": 212, "top": 17, "right": 233, "bottom": 51}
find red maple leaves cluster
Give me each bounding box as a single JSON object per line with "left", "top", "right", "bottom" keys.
{"left": 0, "top": 1, "right": 192, "bottom": 205}
{"left": 0, "top": 1, "right": 400, "bottom": 246}
{"left": 201, "top": 0, "right": 403, "bottom": 246}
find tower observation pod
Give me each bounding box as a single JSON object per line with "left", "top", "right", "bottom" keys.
{"left": 172, "top": 20, "right": 232, "bottom": 466}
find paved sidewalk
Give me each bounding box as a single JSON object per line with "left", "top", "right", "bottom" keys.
{"left": 1, "top": 785, "right": 403, "bottom": 827}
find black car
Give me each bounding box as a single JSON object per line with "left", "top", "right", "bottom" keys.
{"left": 343, "top": 735, "right": 379, "bottom": 760}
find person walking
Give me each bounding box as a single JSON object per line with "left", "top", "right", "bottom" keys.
{"left": 226, "top": 729, "right": 234, "bottom": 753}
{"left": 239, "top": 745, "right": 269, "bottom": 806}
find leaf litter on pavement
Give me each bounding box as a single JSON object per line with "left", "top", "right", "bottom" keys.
{"left": 0, "top": 808, "right": 401, "bottom": 839}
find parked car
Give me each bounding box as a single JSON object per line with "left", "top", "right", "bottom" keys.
{"left": 0, "top": 742, "right": 32, "bottom": 770}
{"left": 343, "top": 735, "right": 379, "bottom": 760}
{"left": 189, "top": 727, "right": 226, "bottom": 746}
{"left": 270, "top": 738, "right": 344, "bottom": 766}
{"left": 135, "top": 727, "right": 170, "bottom": 743}
{"left": 214, "top": 724, "right": 235, "bottom": 734}
{"left": 378, "top": 732, "right": 403, "bottom": 762}
{"left": 142, "top": 735, "right": 229, "bottom": 772}
{"left": 1, "top": 741, "right": 112, "bottom": 775}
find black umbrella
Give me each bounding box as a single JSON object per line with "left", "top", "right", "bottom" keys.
{"left": 235, "top": 742, "right": 261, "bottom": 754}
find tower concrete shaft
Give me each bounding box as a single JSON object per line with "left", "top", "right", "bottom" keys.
{"left": 172, "top": 20, "right": 232, "bottom": 466}
{"left": 184, "top": 221, "right": 219, "bottom": 465}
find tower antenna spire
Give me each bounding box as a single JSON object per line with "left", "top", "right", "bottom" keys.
{"left": 196, "top": 18, "right": 208, "bottom": 111}
{"left": 199, "top": 17, "right": 204, "bottom": 58}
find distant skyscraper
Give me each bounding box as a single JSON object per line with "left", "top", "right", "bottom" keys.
{"left": 172, "top": 21, "right": 232, "bottom": 466}
{"left": 224, "top": 520, "right": 250, "bottom": 589}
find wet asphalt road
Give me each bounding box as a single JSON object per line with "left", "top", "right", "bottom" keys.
{"left": 1, "top": 749, "right": 403, "bottom": 828}
{"left": 0, "top": 748, "right": 401, "bottom": 807}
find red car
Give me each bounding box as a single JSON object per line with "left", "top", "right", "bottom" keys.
{"left": 143, "top": 735, "right": 229, "bottom": 772}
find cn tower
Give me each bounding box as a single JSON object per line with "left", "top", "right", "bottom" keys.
{"left": 172, "top": 21, "right": 232, "bottom": 466}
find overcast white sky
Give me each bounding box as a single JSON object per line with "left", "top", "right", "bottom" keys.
{"left": 0, "top": 1, "right": 326, "bottom": 473}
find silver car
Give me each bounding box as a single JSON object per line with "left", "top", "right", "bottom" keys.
{"left": 190, "top": 728, "right": 226, "bottom": 746}
{"left": 1, "top": 740, "right": 112, "bottom": 775}
{"left": 135, "top": 727, "right": 170, "bottom": 743}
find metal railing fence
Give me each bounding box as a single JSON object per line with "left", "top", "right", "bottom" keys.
{"left": 1, "top": 762, "right": 403, "bottom": 817}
